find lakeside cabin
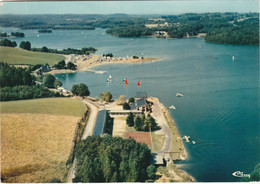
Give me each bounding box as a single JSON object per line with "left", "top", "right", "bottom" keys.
{"left": 34, "top": 64, "right": 51, "bottom": 75}
{"left": 109, "top": 91, "right": 153, "bottom": 116}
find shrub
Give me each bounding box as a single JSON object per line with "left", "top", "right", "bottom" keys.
{"left": 71, "top": 83, "right": 90, "bottom": 97}
{"left": 123, "top": 102, "right": 131, "bottom": 110}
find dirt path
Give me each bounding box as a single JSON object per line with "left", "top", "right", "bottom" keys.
{"left": 67, "top": 98, "right": 99, "bottom": 183}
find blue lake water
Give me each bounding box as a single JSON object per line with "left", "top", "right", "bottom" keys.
{"left": 2, "top": 27, "right": 260, "bottom": 182}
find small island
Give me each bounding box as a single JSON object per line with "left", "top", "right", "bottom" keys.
{"left": 0, "top": 32, "right": 25, "bottom": 38}
{"left": 38, "top": 29, "right": 52, "bottom": 33}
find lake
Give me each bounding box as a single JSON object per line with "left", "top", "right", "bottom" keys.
{"left": 2, "top": 27, "right": 260, "bottom": 182}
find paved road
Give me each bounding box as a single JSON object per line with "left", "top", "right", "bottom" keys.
{"left": 81, "top": 99, "right": 99, "bottom": 140}
{"left": 67, "top": 98, "right": 99, "bottom": 183}
{"left": 151, "top": 100, "right": 172, "bottom": 153}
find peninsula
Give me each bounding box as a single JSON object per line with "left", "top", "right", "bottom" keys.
{"left": 47, "top": 55, "right": 161, "bottom": 74}
{"left": 66, "top": 93, "right": 195, "bottom": 182}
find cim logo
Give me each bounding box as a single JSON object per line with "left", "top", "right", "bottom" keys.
{"left": 232, "top": 171, "right": 250, "bottom": 178}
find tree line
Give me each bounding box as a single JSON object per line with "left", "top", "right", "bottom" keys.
{"left": 53, "top": 60, "right": 76, "bottom": 70}
{"left": 105, "top": 12, "right": 259, "bottom": 45}
{"left": 73, "top": 135, "right": 156, "bottom": 182}
{"left": 31, "top": 46, "right": 97, "bottom": 55}
{"left": 0, "top": 38, "right": 97, "bottom": 55}
{"left": 0, "top": 62, "right": 61, "bottom": 101}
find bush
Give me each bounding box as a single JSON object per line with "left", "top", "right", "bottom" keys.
{"left": 53, "top": 60, "right": 66, "bottom": 69}
{"left": 71, "top": 83, "right": 90, "bottom": 97}
{"left": 126, "top": 112, "right": 134, "bottom": 126}
{"left": 41, "top": 46, "right": 49, "bottom": 52}
{"left": 19, "top": 41, "right": 31, "bottom": 50}
{"left": 123, "top": 102, "right": 131, "bottom": 110}
{"left": 133, "top": 114, "right": 159, "bottom": 132}
{"left": 0, "top": 85, "right": 59, "bottom": 101}
{"left": 43, "top": 74, "right": 56, "bottom": 88}
{"left": 67, "top": 62, "right": 76, "bottom": 70}
{"left": 0, "top": 39, "right": 17, "bottom": 47}
{"left": 128, "top": 97, "right": 135, "bottom": 103}
{"left": 100, "top": 91, "right": 112, "bottom": 102}
{"left": 147, "top": 165, "right": 156, "bottom": 180}
{"left": 54, "top": 79, "right": 62, "bottom": 88}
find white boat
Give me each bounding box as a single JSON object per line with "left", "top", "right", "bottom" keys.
{"left": 169, "top": 105, "right": 176, "bottom": 109}
{"left": 176, "top": 93, "right": 184, "bottom": 97}
{"left": 183, "top": 135, "right": 190, "bottom": 143}
{"left": 192, "top": 141, "right": 196, "bottom": 144}
{"left": 95, "top": 70, "right": 106, "bottom": 74}
{"left": 232, "top": 56, "right": 235, "bottom": 60}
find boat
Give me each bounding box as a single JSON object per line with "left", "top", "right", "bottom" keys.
{"left": 232, "top": 56, "right": 235, "bottom": 60}
{"left": 137, "top": 80, "right": 141, "bottom": 86}
{"left": 125, "top": 78, "right": 128, "bottom": 84}
{"left": 109, "top": 74, "right": 112, "bottom": 80}
{"left": 169, "top": 105, "right": 176, "bottom": 109}
{"left": 183, "top": 135, "right": 190, "bottom": 143}
{"left": 192, "top": 141, "right": 196, "bottom": 144}
{"left": 176, "top": 93, "right": 184, "bottom": 97}
{"left": 95, "top": 70, "right": 106, "bottom": 74}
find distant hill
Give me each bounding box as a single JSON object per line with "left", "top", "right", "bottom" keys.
{"left": 0, "top": 46, "right": 65, "bottom": 65}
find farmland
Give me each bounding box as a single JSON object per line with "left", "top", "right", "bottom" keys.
{"left": 0, "top": 97, "right": 86, "bottom": 183}
{"left": 0, "top": 46, "right": 65, "bottom": 65}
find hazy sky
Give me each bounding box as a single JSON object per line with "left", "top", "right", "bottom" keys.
{"left": 0, "top": 0, "right": 259, "bottom": 15}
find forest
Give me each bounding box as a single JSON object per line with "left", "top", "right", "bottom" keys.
{"left": 73, "top": 135, "right": 156, "bottom": 182}
{"left": 0, "top": 62, "right": 60, "bottom": 101}
{"left": 0, "top": 12, "right": 258, "bottom": 45}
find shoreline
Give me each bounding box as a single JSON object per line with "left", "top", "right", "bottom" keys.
{"left": 47, "top": 55, "right": 162, "bottom": 75}
{"left": 148, "top": 97, "right": 187, "bottom": 160}
{"left": 146, "top": 97, "right": 194, "bottom": 182}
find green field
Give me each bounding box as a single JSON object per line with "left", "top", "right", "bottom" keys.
{"left": 0, "top": 46, "right": 65, "bottom": 65}
{"left": 0, "top": 97, "right": 86, "bottom": 117}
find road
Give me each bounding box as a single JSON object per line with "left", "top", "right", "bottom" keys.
{"left": 67, "top": 98, "right": 99, "bottom": 183}
{"left": 150, "top": 99, "right": 172, "bottom": 153}
{"left": 81, "top": 99, "right": 99, "bottom": 140}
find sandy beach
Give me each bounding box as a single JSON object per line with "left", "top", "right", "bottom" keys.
{"left": 47, "top": 55, "right": 161, "bottom": 74}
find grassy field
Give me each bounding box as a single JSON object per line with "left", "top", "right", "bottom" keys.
{"left": 0, "top": 46, "right": 65, "bottom": 66}
{"left": 1, "top": 97, "right": 86, "bottom": 183}
{"left": 151, "top": 133, "right": 165, "bottom": 152}
{"left": 0, "top": 97, "right": 86, "bottom": 117}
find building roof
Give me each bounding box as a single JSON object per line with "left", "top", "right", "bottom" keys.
{"left": 93, "top": 110, "right": 107, "bottom": 136}
{"left": 135, "top": 91, "right": 147, "bottom": 98}
{"left": 131, "top": 98, "right": 147, "bottom": 110}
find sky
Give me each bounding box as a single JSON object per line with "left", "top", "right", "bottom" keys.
{"left": 0, "top": 0, "right": 259, "bottom": 15}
